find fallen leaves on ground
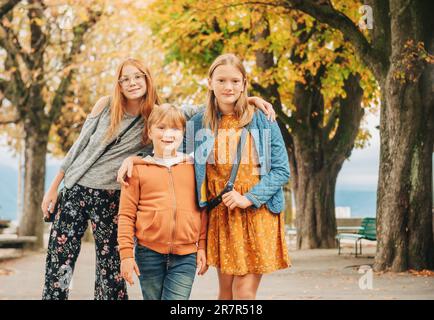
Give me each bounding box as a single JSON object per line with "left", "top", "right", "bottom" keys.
{"left": 409, "top": 269, "right": 434, "bottom": 277}
{"left": 0, "top": 268, "right": 14, "bottom": 276}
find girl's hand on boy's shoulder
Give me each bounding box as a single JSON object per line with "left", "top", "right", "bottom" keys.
{"left": 222, "top": 189, "right": 253, "bottom": 210}
{"left": 117, "top": 156, "right": 145, "bottom": 187}
{"left": 120, "top": 258, "right": 140, "bottom": 286}
{"left": 248, "top": 96, "right": 276, "bottom": 122}
{"left": 196, "top": 249, "right": 208, "bottom": 276}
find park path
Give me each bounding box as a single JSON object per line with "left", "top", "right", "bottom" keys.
{"left": 1, "top": 239, "right": 433, "bottom": 300}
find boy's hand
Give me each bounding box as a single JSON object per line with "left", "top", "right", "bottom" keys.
{"left": 120, "top": 258, "right": 140, "bottom": 285}
{"left": 196, "top": 249, "right": 208, "bottom": 276}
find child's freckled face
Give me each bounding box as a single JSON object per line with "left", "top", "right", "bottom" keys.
{"left": 148, "top": 122, "right": 184, "bottom": 157}
{"left": 119, "top": 65, "right": 147, "bottom": 100}
{"left": 209, "top": 64, "right": 245, "bottom": 106}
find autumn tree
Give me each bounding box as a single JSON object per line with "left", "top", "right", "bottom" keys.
{"left": 0, "top": 0, "right": 19, "bottom": 19}
{"left": 271, "top": 0, "right": 434, "bottom": 272}
{"left": 48, "top": 1, "right": 168, "bottom": 156}
{"left": 253, "top": 15, "right": 369, "bottom": 249}
{"left": 0, "top": 0, "right": 102, "bottom": 248}
{"left": 146, "top": 1, "right": 378, "bottom": 248}
{"left": 0, "top": 0, "right": 179, "bottom": 249}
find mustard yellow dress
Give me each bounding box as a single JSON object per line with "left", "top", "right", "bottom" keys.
{"left": 206, "top": 114, "right": 291, "bottom": 275}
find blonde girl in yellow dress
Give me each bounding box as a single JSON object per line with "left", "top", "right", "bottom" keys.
{"left": 188, "top": 53, "right": 291, "bottom": 299}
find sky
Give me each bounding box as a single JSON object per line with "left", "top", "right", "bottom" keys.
{"left": 336, "top": 112, "right": 380, "bottom": 191}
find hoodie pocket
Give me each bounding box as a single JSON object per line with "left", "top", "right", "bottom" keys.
{"left": 136, "top": 209, "right": 171, "bottom": 244}
{"left": 174, "top": 209, "right": 201, "bottom": 244}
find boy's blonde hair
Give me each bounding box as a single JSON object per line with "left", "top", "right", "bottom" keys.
{"left": 145, "top": 103, "right": 186, "bottom": 143}
{"left": 204, "top": 53, "right": 254, "bottom": 132}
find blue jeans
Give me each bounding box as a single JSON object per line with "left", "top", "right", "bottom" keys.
{"left": 135, "top": 245, "right": 197, "bottom": 300}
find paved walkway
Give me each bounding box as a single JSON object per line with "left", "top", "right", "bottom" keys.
{"left": 0, "top": 239, "right": 433, "bottom": 300}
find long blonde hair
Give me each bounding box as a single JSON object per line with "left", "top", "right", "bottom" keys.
{"left": 203, "top": 53, "right": 254, "bottom": 132}
{"left": 106, "top": 58, "right": 160, "bottom": 143}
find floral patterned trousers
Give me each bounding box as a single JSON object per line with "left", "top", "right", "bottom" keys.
{"left": 42, "top": 184, "right": 128, "bottom": 300}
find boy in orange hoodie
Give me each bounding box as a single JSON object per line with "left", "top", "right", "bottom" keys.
{"left": 117, "top": 104, "right": 208, "bottom": 300}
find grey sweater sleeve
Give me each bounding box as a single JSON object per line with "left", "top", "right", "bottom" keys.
{"left": 181, "top": 104, "right": 205, "bottom": 121}
{"left": 60, "top": 114, "right": 103, "bottom": 173}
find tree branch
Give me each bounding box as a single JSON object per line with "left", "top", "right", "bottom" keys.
{"left": 282, "top": 0, "right": 387, "bottom": 79}
{"left": 325, "top": 73, "right": 364, "bottom": 164}
{"left": 289, "top": 20, "right": 318, "bottom": 63}
{"left": 0, "top": 0, "right": 20, "bottom": 19}
{"left": 0, "top": 22, "right": 32, "bottom": 68}
{"left": 365, "top": 0, "right": 391, "bottom": 63}
{"left": 28, "top": 0, "right": 48, "bottom": 70}
{"left": 195, "top": 0, "right": 388, "bottom": 79}
{"left": 2, "top": 52, "right": 27, "bottom": 108}
{"left": 49, "top": 9, "right": 102, "bottom": 122}
{"left": 0, "top": 115, "right": 20, "bottom": 125}
{"left": 322, "top": 99, "right": 339, "bottom": 139}
{"left": 0, "top": 77, "right": 9, "bottom": 93}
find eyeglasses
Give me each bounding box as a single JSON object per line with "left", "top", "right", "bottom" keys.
{"left": 118, "top": 73, "right": 146, "bottom": 87}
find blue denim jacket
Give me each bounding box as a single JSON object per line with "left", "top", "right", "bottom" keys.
{"left": 184, "top": 110, "right": 290, "bottom": 214}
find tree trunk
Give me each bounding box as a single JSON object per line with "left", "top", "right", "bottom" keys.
{"left": 292, "top": 72, "right": 364, "bottom": 249}
{"left": 280, "top": 0, "right": 433, "bottom": 271}
{"left": 374, "top": 1, "right": 434, "bottom": 271}
{"left": 375, "top": 73, "right": 434, "bottom": 271}
{"left": 295, "top": 163, "right": 340, "bottom": 248}
{"left": 17, "top": 146, "right": 24, "bottom": 220}
{"left": 375, "top": 78, "right": 434, "bottom": 271}
{"left": 252, "top": 26, "right": 365, "bottom": 249}
{"left": 0, "top": 1, "right": 101, "bottom": 251}
{"left": 18, "top": 122, "right": 49, "bottom": 250}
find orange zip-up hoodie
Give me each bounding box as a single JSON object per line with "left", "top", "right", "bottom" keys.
{"left": 117, "top": 154, "right": 207, "bottom": 261}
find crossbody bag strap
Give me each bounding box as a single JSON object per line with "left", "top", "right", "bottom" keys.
{"left": 79, "top": 114, "right": 142, "bottom": 183}
{"left": 227, "top": 124, "right": 250, "bottom": 186}
{"left": 98, "top": 115, "right": 142, "bottom": 160}
{"left": 207, "top": 124, "right": 250, "bottom": 210}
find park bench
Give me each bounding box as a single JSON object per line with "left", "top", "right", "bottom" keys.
{"left": 286, "top": 218, "right": 364, "bottom": 237}
{"left": 0, "top": 234, "right": 37, "bottom": 249}
{"left": 335, "top": 217, "right": 376, "bottom": 257}
{"left": 0, "top": 220, "right": 10, "bottom": 234}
